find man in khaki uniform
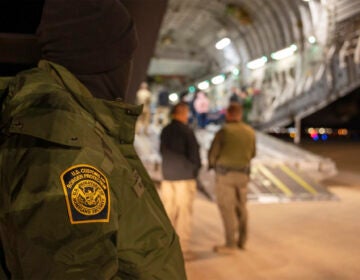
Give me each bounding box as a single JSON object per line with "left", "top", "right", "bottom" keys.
{"left": 208, "top": 103, "right": 256, "bottom": 253}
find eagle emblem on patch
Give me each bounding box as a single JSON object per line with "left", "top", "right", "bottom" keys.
{"left": 60, "top": 164, "right": 110, "bottom": 224}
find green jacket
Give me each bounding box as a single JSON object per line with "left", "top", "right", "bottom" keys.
{"left": 0, "top": 61, "right": 186, "bottom": 279}
{"left": 208, "top": 121, "right": 256, "bottom": 170}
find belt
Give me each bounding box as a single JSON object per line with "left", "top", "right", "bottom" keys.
{"left": 215, "top": 165, "right": 250, "bottom": 175}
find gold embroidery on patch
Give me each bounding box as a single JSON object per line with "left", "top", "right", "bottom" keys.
{"left": 60, "top": 164, "right": 110, "bottom": 224}
{"left": 72, "top": 179, "right": 106, "bottom": 216}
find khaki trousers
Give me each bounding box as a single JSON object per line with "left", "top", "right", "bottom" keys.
{"left": 135, "top": 107, "right": 151, "bottom": 134}
{"left": 215, "top": 171, "right": 249, "bottom": 248}
{"left": 160, "top": 180, "right": 197, "bottom": 253}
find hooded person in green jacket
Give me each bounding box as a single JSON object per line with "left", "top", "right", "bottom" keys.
{"left": 0, "top": 0, "right": 186, "bottom": 279}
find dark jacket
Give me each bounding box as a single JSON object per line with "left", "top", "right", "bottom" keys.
{"left": 160, "top": 120, "right": 201, "bottom": 180}
{"left": 158, "top": 90, "right": 170, "bottom": 107}
{"left": 0, "top": 61, "right": 186, "bottom": 280}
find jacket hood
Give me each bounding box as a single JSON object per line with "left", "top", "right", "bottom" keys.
{"left": 36, "top": 0, "right": 138, "bottom": 100}
{"left": 37, "top": 0, "right": 137, "bottom": 75}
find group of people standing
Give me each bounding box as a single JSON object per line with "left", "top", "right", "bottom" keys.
{"left": 158, "top": 100, "right": 256, "bottom": 260}
{"left": 135, "top": 86, "right": 213, "bottom": 134}
{"left": 135, "top": 83, "right": 257, "bottom": 136}
{"left": 134, "top": 82, "right": 257, "bottom": 258}
{"left": 229, "top": 86, "right": 256, "bottom": 124}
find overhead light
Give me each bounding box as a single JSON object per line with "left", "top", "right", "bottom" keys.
{"left": 169, "top": 93, "right": 179, "bottom": 103}
{"left": 308, "top": 36, "right": 317, "bottom": 44}
{"left": 246, "top": 56, "right": 268, "bottom": 70}
{"left": 215, "top": 37, "right": 231, "bottom": 50}
{"left": 197, "top": 81, "right": 210, "bottom": 90}
{"left": 188, "top": 86, "right": 196, "bottom": 93}
{"left": 271, "top": 44, "right": 298, "bottom": 60}
{"left": 211, "top": 74, "right": 225, "bottom": 85}
{"left": 232, "top": 67, "right": 240, "bottom": 76}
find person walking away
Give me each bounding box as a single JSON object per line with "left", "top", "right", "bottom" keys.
{"left": 159, "top": 102, "right": 201, "bottom": 261}
{"left": 136, "top": 81, "right": 152, "bottom": 135}
{"left": 208, "top": 103, "right": 256, "bottom": 253}
{"left": 0, "top": 0, "right": 186, "bottom": 279}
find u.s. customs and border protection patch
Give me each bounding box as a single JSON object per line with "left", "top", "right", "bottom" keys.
{"left": 60, "top": 164, "right": 110, "bottom": 224}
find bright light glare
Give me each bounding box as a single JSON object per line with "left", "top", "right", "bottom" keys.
{"left": 215, "top": 37, "right": 231, "bottom": 50}
{"left": 271, "top": 45, "right": 298, "bottom": 60}
{"left": 338, "top": 129, "right": 348, "bottom": 136}
{"left": 197, "top": 81, "right": 210, "bottom": 90}
{"left": 169, "top": 93, "right": 179, "bottom": 103}
{"left": 232, "top": 67, "right": 240, "bottom": 76}
{"left": 318, "top": 128, "right": 326, "bottom": 134}
{"left": 308, "top": 36, "right": 317, "bottom": 44}
{"left": 246, "top": 56, "right": 268, "bottom": 70}
{"left": 211, "top": 75, "right": 225, "bottom": 85}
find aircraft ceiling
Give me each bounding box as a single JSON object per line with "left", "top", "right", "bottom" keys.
{"left": 149, "top": 0, "right": 360, "bottom": 84}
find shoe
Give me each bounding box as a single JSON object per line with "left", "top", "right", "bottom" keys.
{"left": 213, "top": 245, "right": 238, "bottom": 254}
{"left": 183, "top": 250, "right": 197, "bottom": 261}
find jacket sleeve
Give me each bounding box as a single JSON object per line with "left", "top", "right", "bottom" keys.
{"left": 0, "top": 81, "right": 123, "bottom": 278}
{"left": 186, "top": 130, "right": 201, "bottom": 175}
{"left": 208, "top": 129, "right": 224, "bottom": 170}
{"left": 0, "top": 131, "right": 122, "bottom": 279}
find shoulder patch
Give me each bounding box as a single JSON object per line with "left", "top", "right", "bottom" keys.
{"left": 60, "top": 164, "right": 110, "bottom": 224}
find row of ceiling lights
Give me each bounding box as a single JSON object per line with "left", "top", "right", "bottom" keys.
{"left": 196, "top": 74, "right": 228, "bottom": 90}
{"left": 215, "top": 36, "right": 317, "bottom": 70}
{"left": 191, "top": 35, "right": 317, "bottom": 91}
{"left": 246, "top": 44, "right": 298, "bottom": 70}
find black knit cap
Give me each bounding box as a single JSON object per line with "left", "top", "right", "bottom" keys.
{"left": 37, "top": 0, "right": 138, "bottom": 75}
{"left": 0, "top": 0, "right": 45, "bottom": 34}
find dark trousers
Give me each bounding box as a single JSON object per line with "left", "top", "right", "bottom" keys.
{"left": 197, "top": 113, "right": 207, "bottom": 128}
